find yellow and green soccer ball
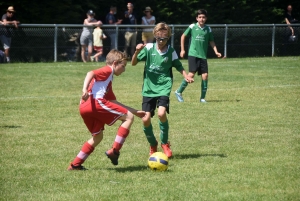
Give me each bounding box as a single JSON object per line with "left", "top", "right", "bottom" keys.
{"left": 148, "top": 152, "right": 169, "bottom": 171}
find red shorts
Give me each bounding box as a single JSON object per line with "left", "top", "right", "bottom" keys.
{"left": 79, "top": 97, "right": 127, "bottom": 135}
{"left": 93, "top": 46, "right": 103, "bottom": 52}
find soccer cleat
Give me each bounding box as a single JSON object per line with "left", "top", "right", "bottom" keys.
{"left": 67, "top": 163, "right": 87, "bottom": 170}
{"left": 161, "top": 142, "right": 172, "bottom": 158}
{"left": 105, "top": 148, "right": 120, "bottom": 165}
{"left": 149, "top": 141, "right": 158, "bottom": 156}
{"left": 200, "top": 99, "right": 207, "bottom": 103}
{"left": 90, "top": 56, "right": 95, "bottom": 62}
{"left": 174, "top": 90, "right": 184, "bottom": 102}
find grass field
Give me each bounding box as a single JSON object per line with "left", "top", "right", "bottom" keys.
{"left": 0, "top": 57, "right": 299, "bottom": 201}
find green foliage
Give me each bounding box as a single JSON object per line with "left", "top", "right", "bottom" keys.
{"left": 0, "top": 57, "right": 299, "bottom": 200}
{"left": 3, "top": 0, "right": 300, "bottom": 24}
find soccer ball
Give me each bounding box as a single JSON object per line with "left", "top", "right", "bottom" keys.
{"left": 148, "top": 152, "right": 169, "bottom": 171}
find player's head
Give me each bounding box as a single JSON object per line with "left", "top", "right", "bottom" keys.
{"left": 106, "top": 49, "right": 127, "bottom": 76}
{"left": 110, "top": 6, "right": 117, "bottom": 14}
{"left": 153, "top": 22, "right": 171, "bottom": 47}
{"left": 196, "top": 9, "right": 207, "bottom": 25}
{"left": 287, "top": 5, "right": 292, "bottom": 12}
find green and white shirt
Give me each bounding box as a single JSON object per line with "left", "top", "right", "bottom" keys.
{"left": 183, "top": 23, "right": 214, "bottom": 59}
{"left": 137, "top": 43, "right": 184, "bottom": 97}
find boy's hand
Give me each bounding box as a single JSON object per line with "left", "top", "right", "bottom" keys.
{"left": 185, "top": 76, "right": 194, "bottom": 83}
{"left": 216, "top": 52, "right": 222, "bottom": 58}
{"left": 180, "top": 50, "right": 185, "bottom": 58}
{"left": 135, "top": 110, "right": 146, "bottom": 118}
{"left": 135, "top": 43, "right": 146, "bottom": 52}
{"left": 81, "top": 89, "right": 89, "bottom": 101}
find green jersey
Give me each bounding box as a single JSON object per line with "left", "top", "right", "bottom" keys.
{"left": 183, "top": 23, "right": 214, "bottom": 59}
{"left": 137, "top": 43, "right": 184, "bottom": 97}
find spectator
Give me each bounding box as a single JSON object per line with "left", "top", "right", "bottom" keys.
{"left": 0, "top": 6, "right": 20, "bottom": 63}
{"left": 91, "top": 24, "right": 107, "bottom": 62}
{"left": 80, "top": 10, "right": 102, "bottom": 63}
{"left": 105, "top": 6, "right": 123, "bottom": 50}
{"left": 123, "top": 2, "right": 137, "bottom": 58}
{"left": 141, "top": 7, "right": 156, "bottom": 44}
{"left": 285, "top": 5, "right": 298, "bottom": 38}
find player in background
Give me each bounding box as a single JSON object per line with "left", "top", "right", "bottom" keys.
{"left": 174, "top": 9, "right": 222, "bottom": 103}
{"left": 68, "top": 49, "right": 145, "bottom": 170}
{"left": 131, "top": 22, "right": 194, "bottom": 158}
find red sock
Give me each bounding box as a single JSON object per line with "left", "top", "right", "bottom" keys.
{"left": 112, "top": 127, "right": 129, "bottom": 152}
{"left": 72, "top": 142, "right": 94, "bottom": 166}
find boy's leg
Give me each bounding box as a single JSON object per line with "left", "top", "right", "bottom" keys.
{"left": 157, "top": 98, "right": 172, "bottom": 158}
{"left": 200, "top": 73, "right": 208, "bottom": 102}
{"left": 142, "top": 97, "right": 158, "bottom": 155}
{"left": 68, "top": 132, "right": 103, "bottom": 170}
{"left": 106, "top": 111, "right": 133, "bottom": 165}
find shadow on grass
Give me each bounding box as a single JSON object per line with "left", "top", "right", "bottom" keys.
{"left": 208, "top": 99, "right": 241, "bottom": 102}
{"left": 0, "top": 125, "right": 22, "bottom": 129}
{"left": 172, "top": 153, "right": 227, "bottom": 159}
{"left": 106, "top": 165, "right": 148, "bottom": 172}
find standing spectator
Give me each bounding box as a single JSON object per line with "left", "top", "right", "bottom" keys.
{"left": 141, "top": 7, "right": 156, "bottom": 44}
{"left": 0, "top": 6, "right": 20, "bottom": 63}
{"left": 123, "top": 2, "right": 137, "bottom": 58}
{"left": 105, "top": 6, "right": 123, "bottom": 50}
{"left": 80, "top": 10, "right": 102, "bottom": 63}
{"left": 91, "top": 24, "right": 107, "bottom": 62}
{"left": 284, "top": 5, "right": 298, "bottom": 39}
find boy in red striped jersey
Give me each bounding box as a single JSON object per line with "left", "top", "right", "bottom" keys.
{"left": 68, "top": 49, "right": 145, "bottom": 170}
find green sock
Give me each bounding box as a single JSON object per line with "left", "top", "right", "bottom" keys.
{"left": 201, "top": 80, "right": 208, "bottom": 99}
{"left": 159, "top": 120, "right": 169, "bottom": 144}
{"left": 177, "top": 79, "right": 188, "bottom": 93}
{"left": 143, "top": 124, "right": 157, "bottom": 146}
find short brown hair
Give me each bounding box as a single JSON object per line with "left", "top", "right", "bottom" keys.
{"left": 196, "top": 9, "right": 207, "bottom": 17}
{"left": 106, "top": 49, "right": 127, "bottom": 65}
{"left": 153, "top": 22, "right": 172, "bottom": 38}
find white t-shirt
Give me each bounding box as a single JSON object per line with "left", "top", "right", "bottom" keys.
{"left": 142, "top": 16, "right": 155, "bottom": 32}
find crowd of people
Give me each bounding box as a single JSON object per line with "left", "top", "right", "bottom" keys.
{"left": 79, "top": 3, "right": 156, "bottom": 62}
{"left": 0, "top": 4, "right": 298, "bottom": 63}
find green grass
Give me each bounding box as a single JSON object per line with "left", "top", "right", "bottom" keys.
{"left": 0, "top": 57, "right": 299, "bottom": 201}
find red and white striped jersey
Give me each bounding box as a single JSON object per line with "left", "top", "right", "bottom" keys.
{"left": 88, "top": 66, "right": 116, "bottom": 100}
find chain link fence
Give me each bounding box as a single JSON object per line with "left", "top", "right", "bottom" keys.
{"left": 3, "top": 24, "right": 300, "bottom": 62}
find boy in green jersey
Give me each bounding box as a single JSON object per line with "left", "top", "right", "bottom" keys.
{"left": 175, "top": 9, "right": 222, "bottom": 103}
{"left": 131, "top": 22, "right": 193, "bottom": 158}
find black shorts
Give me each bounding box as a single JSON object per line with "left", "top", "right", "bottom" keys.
{"left": 142, "top": 96, "right": 170, "bottom": 117}
{"left": 188, "top": 56, "right": 208, "bottom": 75}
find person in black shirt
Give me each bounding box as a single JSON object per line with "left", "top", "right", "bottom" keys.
{"left": 0, "top": 6, "right": 20, "bottom": 63}
{"left": 284, "top": 5, "right": 298, "bottom": 37}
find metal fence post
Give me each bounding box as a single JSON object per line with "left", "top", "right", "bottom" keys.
{"left": 115, "top": 25, "right": 119, "bottom": 49}
{"left": 54, "top": 24, "right": 57, "bottom": 62}
{"left": 171, "top": 25, "right": 175, "bottom": 48}
{"left": 272, "top": 24, "right": 275, "bottom": 57}
{"left": 224, "top": 24, "right": 228, "bottom": 58}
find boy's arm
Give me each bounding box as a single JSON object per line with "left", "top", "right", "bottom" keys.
{"left": 131, "top": 43, "right": 145, "bottom": 66}
{"left": 180, "top": 69, "right": 194, "bottom": 83}
{"left": 81, "top": 71, "right": 95, "bottom": 101}
{"left": 110, "top": 100, "right": 146, "bottom": 118}
{"left": 210, "top": 41, "right": 222, "bottom": 57}
{"left": 180, "top": 34, "right": 186, "bottom": 58}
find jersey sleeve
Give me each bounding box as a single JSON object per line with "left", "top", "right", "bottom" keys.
{"left": 137, "top": 47, "right": 147, "bottom": 61}
{"left": 208, "top": 26, "right": 214, "bottom": 41}
{"left": 183, "top": 24, "right": 194, "bottom": 36}
{"left": 171, "top": 50, "right": 184, "bottom": 72}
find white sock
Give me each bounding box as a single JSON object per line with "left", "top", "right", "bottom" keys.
{"left": 6, "top": 57, "right": 10, "bottom": 62}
